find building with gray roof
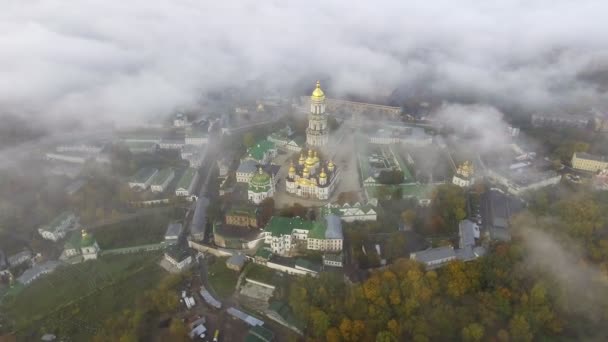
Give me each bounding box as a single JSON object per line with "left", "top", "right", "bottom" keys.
{"left": 17, "top": 261, "right": 62, "bottom": 285}
{"left": 165, "top": 222, "right": 183, "bottom": 242}
{"left": 459, "top": 219, "right": 479, "bottom": 249}
{"left": 128, "top": 167, "right": 159, "bottom": 189}
{"left": 190, "top": 196, "right": 209, "bottom": 241}
{"left": 410, "top": 246, "right": 457, "bottom": 269}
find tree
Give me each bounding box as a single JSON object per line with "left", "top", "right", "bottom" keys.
{"left": 401, "top": 209, "right": 416, "bottom": 227}
{"left": 169, "top": 319, "right": 189, "bottom": 342}
{"left": 326, "top": 327, "right": 342, "bottom": 342}
{"left": 243, "top": 132, "right": 256, "bottom": 148}
{"left": 461, "top": 323, "right": 485, "bottom": 342}
{"left": 310, "top": 309, "right": 330, "bottom": 338}
{"left": 509, "top": 315, "right": 533, "bottom": 342}
{"left": 376, "top": 330, "right": 397, "bottom": 342}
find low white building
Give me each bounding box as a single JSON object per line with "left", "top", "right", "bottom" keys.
{"left": 185, "top": 130, "right": 208, "bottom": 146}
{"left": 8, "top": 250, "right": 33, "bottom": 267}
{"left": 323, "top": 201, "right": 378, "bottom": 222}
{"left": 410, "top": 246, "right": 457, "bottom": 269}
{"left": 175, "top": 168, "right": 199, "bottom": 199}
{"left": 38, "top": 212, "right": 79, "bottom": 241}
{"left": 62, "top": 230, "right": 100, "bottom": 261}
{"left": 17, "top": 261, "right": 62, "bottom": 285}
{"left": 237, "top": 160, "right": 258, "bottom": 183}
{"left": 262, "top": 215, "right": 344, "bottom": 257}
{"left": 128, "top": 168, "right": 159, "bottom": 189}
{"left": 159, "top": 139, "right": 185, "bottom": 150}
{"left": 150, "top": 168, "right": 175, "bottom": 193}
{"left": 181, "top": 145, "right": 206, "bottom": 168}
{"left": 323, "top": 253, "right": 343, "bottom": 268}
{"left": 486, "top": 168, "right": 561, "bottom": 195}
{"left": 164, "top": 247, "right": 193, "bottom": 271}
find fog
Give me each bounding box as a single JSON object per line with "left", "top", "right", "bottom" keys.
{"left": 1, "top": 0, "right": 608, "bottom": 127}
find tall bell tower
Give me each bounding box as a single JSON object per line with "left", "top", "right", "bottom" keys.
{"left": 306, "top": 81, "right": 329, "bottom": 147}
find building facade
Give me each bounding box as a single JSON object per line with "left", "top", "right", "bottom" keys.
{"left": 572, "top": 152, "right": 608, "bottom": 172}
{"left": 248, "top": 167, "right": 276, "bottom": 204}
{"left": 38, "top": 212, "right": 79, "bottom": 241}
{"left": 452, "top": 161, "right": 474, "bottom": 187}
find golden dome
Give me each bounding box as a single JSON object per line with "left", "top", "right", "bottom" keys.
{"left": 303, "top": 166, "right": 310, "bottom": 177}
{"left": 328, "top": 160, "right": 335, "bottom": 171}
{"left": 305, "top": 149, "right": 316, "bottom": 167}
{"left": 313, "top": 151, "right": 320, "bottom": 163}
{"left": 311, "top": 81, "right": 325, "bottom": 100}
{"left": 289, "top": 161, "right": 296, "bottom": 174}
{"left": 298, "top": 153, "right": 305, "bottom": 165}
{"left": 319, "top": 168, "right": 327, "bottom": 178}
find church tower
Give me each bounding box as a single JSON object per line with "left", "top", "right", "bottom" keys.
{"left": 306, "top": 81, "right": 329, "bottom": 147}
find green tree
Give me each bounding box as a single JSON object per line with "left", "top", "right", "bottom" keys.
{"left": 243, "top": 132, "right": 256, "bottom": 148}
{"left": 509, "top": 315, "right": 533, "bottom": 342}
{"left": 461, "top": 323, "right": 485, "bottom": 342}
{"left": 310, "top": 309, "right": 330, "bottom": 338}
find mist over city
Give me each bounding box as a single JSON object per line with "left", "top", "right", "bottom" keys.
{"left": 1, "top": 1, "right": 608, "bottom": 341}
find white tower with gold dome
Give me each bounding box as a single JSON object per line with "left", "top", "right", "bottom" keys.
{"left": 306, "top": 81, "right": 329, "bottom": 147}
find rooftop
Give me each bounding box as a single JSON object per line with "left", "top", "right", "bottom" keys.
{"left": 165, "top": 222, "right": 183, "bottom": 239}
{"left": 176, "top": 168, "right": 197, "bottom": 190}
{"left": 165, "top": 245, "right": 190, "bottom": 262}
{"left": 17, "top": 261, "right": 62, "bottom": 284}
{"left": 411, "top": 246, "right": 456, "bottom": 263}
{"left": 309, "top": 214, "right": 343, "bottom": 240}
{"left": 238, "top": 160, "right": 258, "bottom": 174}
{"left": 151, "top": 168, "right": 174, "bottom": 185}
{"left": 263, "top": 216, "right": 313, "bottom": 237}
{"left": 575, "top": 152, "right": 608, "bottom": 162}
{"left": 295, "top": 258, "right": 321, "bottom": 273}
{"left": 130, "top": 167, "right": 158, "bottom": 183}
{"left": 247, "top": 140, "right": 275, "bottom": 161}
{"left": 459, "top": 220, "right": 478, "bottom": 249}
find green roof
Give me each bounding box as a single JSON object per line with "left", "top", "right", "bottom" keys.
{"left": 177, "top": 168, "right": 197, "bottom": 189}
{"left": 247, "top": 140, "right": 275, "bottom": 161}
{"left": 130, "top": 167, "right": 157, "bottom": 183}
{"left": 249, "top": 169, "right": 272, "bottom": 193}
{"left": 80, "top": 232, "right": 96, "bottom": 247}
{"left": 255, "top": 248, "right": 272, "bottom": 260}
{"left": 227, "top": 206, "right": 257, "bottom": 217}
{"left": 64, "top": 232, "right": 81, "bottom": 250}
{"left": 248, "top": 326, "right": 274, "bottom": 342}
{"left": 295, "top": 258, "right": 321, "bottom": 273}
{"left": 263, "top": 216, "right": 313, "bottom": 237}
{"left": 269, "top": 300, "right": 304, "bottom": 328}
{"left": 151, "top": 168, "right": 173, "bottom": 185}
{"left": 47, "top": 211, "right": 73, "bottom": 230}
{"left": 308, "top": 220, "right": 327, "bottom": 240}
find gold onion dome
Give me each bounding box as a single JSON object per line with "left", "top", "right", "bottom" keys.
{"left": 303, "top": 166, "right": 310, "bottom": 177}
{"left": 311, "top": 81, "right": 325, "bottom": 100}
{"left": 298, "top": 153, "right": 305, "bottom": 165}
{"left": 319, "top": 168, "right": 327, "bottom": 178}
{"left": 305, "top": 150, "right": 316, "bottom": 167}
{"left": 328, "top": 160, "right": 335, "bottom": 171}
{"left": 288, "top": 161, "right": 296, "bottom": 173}
{"left": 313, "top": 151, "right": 320, "bottom": 163}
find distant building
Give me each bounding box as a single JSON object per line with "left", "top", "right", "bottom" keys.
{"left": 410, "top": 246, "right": 457, "bottom": 269}
{"left": 62, "top": 230, "right": 100, "bottom": 261}
{"left": 571, "top": 152, "right": 608, "bottom": 172}
{"left": 323, "top": 253, "right": 343, "bottom": 268}
{"left": 322, "top": 201, "right": 377, "bottom": 222}
{"left": 38, "top": 212, "right": 79, "bottom": 241}
{"left": 248, "top": 167, "right": 276, "bottom": 204}
{"left": 369, "top": 127, "right": 432, "bottom": 146}
{"left": 150, "top": 168, "right": 175, "bottom": 193}
{"left": 173, "top": 112, "right": 188, "bottom": 127}
{"left": 190, "top": 197, "right": 209, "bottom": 241}
{"left": 531, "top": 113, "right": 591, "bottom": 129}
{"left": 452, "top": 161, "right": 475, "bottom": 187}
{"left": 17, "top": 261, "right": 62, "bottom": 285}
{"left": 175, "top": 168, "right": 199, "bottom": 200}
{"left": 164, "top": 246, "right": 192, "bottom": 271}
{"left": 7, "top": 250, "right": 32, "bottom": 267}
{"left": 181, "top": 145, "right": 206, "bottom": 168}
{"left": 262, "top": 215, "right": 343, "bottom": 257}
{"left": 185, "top": 129, "right": 208, "bottom": 146}
{"left": 237, "top": 160, "right": 259, "bottom": 183}
{"left": 226, "top": 254, "right": 247, "bottom": 272}
{"left": 226, "top": 206, "right": 258, "bottom": 228}
{"left": 164, "top": 222, "right": 183, "bottom": 242}
{"left": 128, "top": 168, "right": 159, "bottom": 190}
{"left": 486, "top": 168, "right": 561, "bottom": 195}
{"left": 243, "top": 140, "right": 277, "bottom": 164}
{"left": 159, "top": 138, "right": 185, "bottom": 150}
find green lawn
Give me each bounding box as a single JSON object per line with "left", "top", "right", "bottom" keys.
{"left": 243, "top": 263, "right": 276, "bottom": 285}
{"left": 1, "top": 252, "right": 164, "bottom": 340}
{"left": 93, "top": 210, "right": 175, "bottom": 249}
{"left": 208, "top": 257, "right": 239, "bottom": 299}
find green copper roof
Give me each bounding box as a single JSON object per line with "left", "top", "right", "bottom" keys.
{"left": 308, "top": 220, "right": 327, "bottom": 240}
{"left": 177, "top": 168, "right": 197, "bottom": 189}
{"left": 80, "top": 232, "right": 96, "bottom": 248}
{"left": 249, "top": 169, "right": 272, "bottom": 193}
{"left": 247, "top": 140, "right": 275, "bottom": 161}
{"left": 255, "top": 248, "right": 272, "bottom": 260}
{"left": 64, "top": 232, "right": 81, "bottom": 250}
{"left": 263, "top": 216, "right": 313, "bottom": 237}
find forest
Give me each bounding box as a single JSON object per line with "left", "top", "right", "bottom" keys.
{"left": 283, "top": 186, "right": 608, "bottom": 341}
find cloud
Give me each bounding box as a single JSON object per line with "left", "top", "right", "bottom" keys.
{"left": 1, "top": 0, "right": 608, "bottom": 126}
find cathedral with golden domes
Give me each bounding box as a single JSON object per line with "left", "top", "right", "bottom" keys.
{"left": 284, "top": 81, "right": 338, "bottom": 200}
